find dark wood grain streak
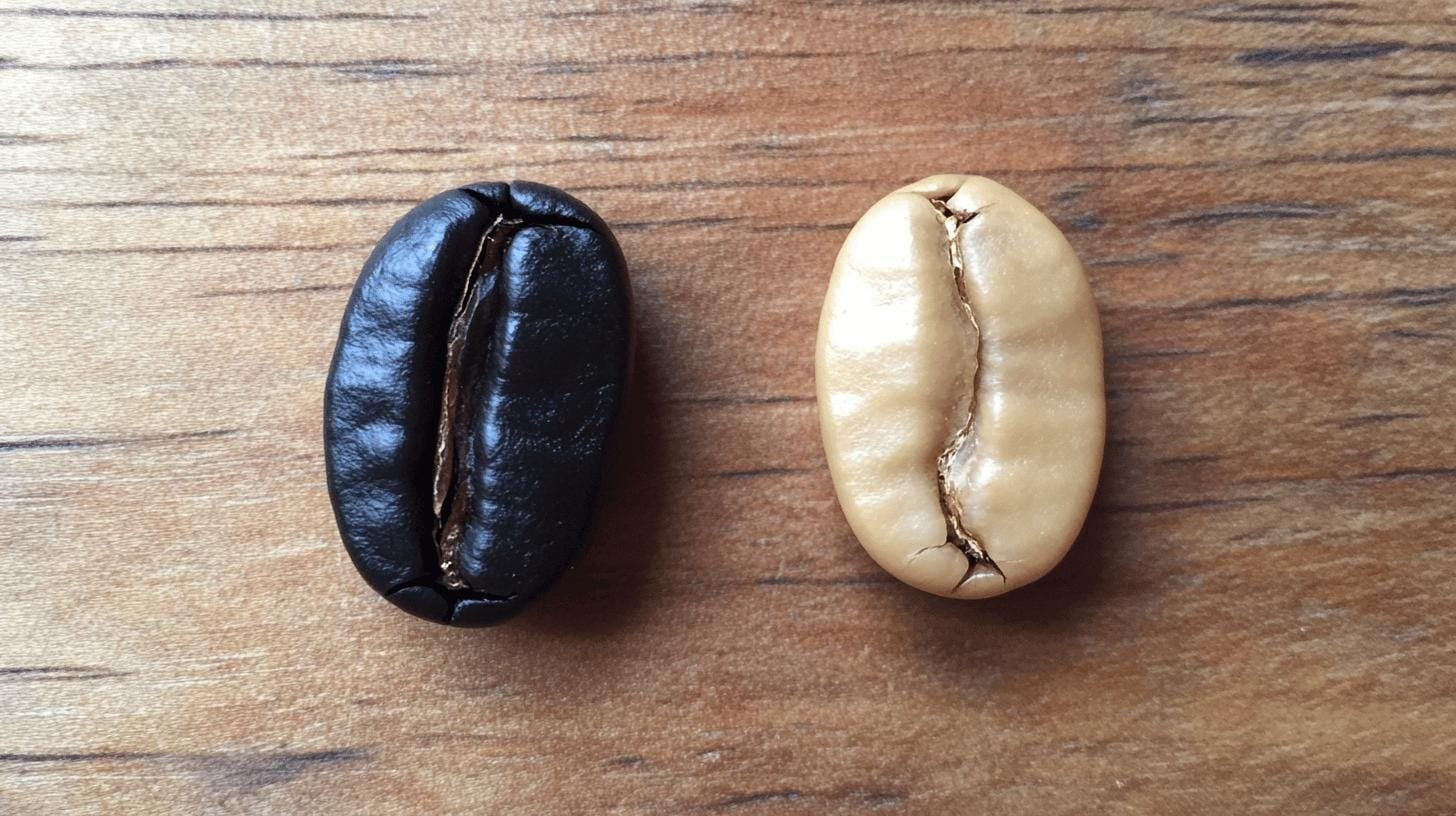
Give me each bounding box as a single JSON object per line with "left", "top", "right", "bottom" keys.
{"left": 0, "top": 8, "right": 427, "bottom": 21}
{"left": 1236, "top": 41, "right": 1407, "bottom": 63}
{"left": 62, "top": 197, "right": 418, "bottom": 208}
{"left": 0, "top": 666, "right": 131, "bottom": 681}
{"left": 23, "top": 243, "right": 374, "bottom": 255}
{"left": 0, "top": 430, "right": 236, "bottom": 451}
{"left": 0, "top": 749, "right": 368, "bottom": 794}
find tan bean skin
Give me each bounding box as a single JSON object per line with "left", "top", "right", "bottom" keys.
{"left": 816, "top": 175, "right": 1104, "bottom": 598}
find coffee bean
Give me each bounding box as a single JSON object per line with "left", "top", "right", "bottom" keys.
{"left": 324, "top": 182, "right": 632, "bottom": 626}
{"left": 816, "top": 175, "right": 1104, "bottom": 598}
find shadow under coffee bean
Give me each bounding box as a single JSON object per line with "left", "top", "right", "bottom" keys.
{"left": 324, "top": 181, "right": 632, "bottom": 627}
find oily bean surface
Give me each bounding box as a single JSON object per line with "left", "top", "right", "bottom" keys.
{"left": 324, "top": 181, "right": 632, "bottom": 626}
{"left": 816, "top": 174, "right": 1104, "bottom": 599}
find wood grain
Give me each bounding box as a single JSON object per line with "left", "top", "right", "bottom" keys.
{"left": 3, "top": 1, "right": 1455, "bottom": 813}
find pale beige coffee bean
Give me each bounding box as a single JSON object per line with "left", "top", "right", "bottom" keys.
{"left": 816, "top": 175, "right": 1105, "bottom": 598}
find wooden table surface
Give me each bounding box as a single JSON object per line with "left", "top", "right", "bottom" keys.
{"left": 3, "top": 2, "right": 1455, "bottom": 813}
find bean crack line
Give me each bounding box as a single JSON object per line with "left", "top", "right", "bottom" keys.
{"left": 930, "top": 197, "right": 1005, "bottom": 590}
{"left": 433, "top": 214, "right": 523, "bottom": 590}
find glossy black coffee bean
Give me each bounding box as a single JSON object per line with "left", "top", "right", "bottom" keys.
{"left": 324, "top": 181, "right": 632, "bottom": 626}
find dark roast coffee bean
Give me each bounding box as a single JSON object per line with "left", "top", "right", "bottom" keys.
{"left": 324, "top": 181, "right": 632, "bottom": 626}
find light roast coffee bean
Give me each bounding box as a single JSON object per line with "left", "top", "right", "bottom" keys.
{"left": 816, "top": 175, "right": 1104, "bottom": 598}
{"left": 325, "top": 182, "right": 632, "bottom": 626}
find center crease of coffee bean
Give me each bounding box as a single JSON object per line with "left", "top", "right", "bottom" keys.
{"left": 929, "top": 198, "right": 1005, "bottom": 589}
{"left": 433, "top": 213, "right": 523, "bottom": 591}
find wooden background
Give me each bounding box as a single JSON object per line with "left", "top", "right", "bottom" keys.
{"left": 3, "top": 1, "right": 1455, "bottom": 813}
